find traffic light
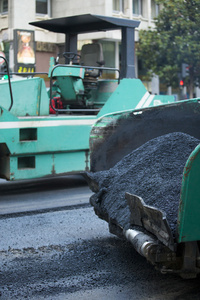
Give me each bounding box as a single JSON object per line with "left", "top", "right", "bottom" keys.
{"left": 179, "top": 79, "right": 184, "bottom": 87}
{"left": 182, "top": 63, "right": 189, "bottom": 78}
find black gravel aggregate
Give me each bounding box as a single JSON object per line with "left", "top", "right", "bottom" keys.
{"left": 1, "top": 236, "right": 200, "bottom": 300}
{"left": 87, "top": 132, "right": 200, "bottom": 238}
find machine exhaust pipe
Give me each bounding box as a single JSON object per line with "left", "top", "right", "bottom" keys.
{"left": 124, "top": 228, "right": 159, "bottom": 259}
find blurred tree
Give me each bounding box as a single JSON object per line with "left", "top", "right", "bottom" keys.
{"left": 137, "top": 0, "right": 200, "bottom": 98}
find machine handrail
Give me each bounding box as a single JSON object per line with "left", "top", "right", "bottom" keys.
{"left": 49, "top": 63, "right": 120, "bottom": 114}
{"left": 0, "top": 56, "right": 14, "bottom": 111}
{"left": 0, "top": 72, "right": 48, "bottom": 76}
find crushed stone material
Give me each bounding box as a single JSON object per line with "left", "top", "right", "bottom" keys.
{"left": 87, "top": 132, "right": 200, "bottom": 239}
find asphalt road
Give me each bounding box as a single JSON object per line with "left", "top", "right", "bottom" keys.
{"left": 0, "top": 175, "right": 92, "bottom": 215}
{"left": 1, "top": 176, "right": 200, "bottom": 299}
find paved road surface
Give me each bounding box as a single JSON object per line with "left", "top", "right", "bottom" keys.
{"left": 1, "top": 176, "right": 200, "bottom": 299}
{"left": 0, "top": 175, "right": 92, "bottom": 215}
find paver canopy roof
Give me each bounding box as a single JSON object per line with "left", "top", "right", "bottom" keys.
{"left": 30, "top": 14, "right": 140, "bottom": 34}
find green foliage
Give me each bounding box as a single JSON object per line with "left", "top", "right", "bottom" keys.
{"left": 137, "top": 0, "right": 200, "bottom": 95}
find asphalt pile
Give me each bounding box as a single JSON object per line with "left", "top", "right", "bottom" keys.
{"left": 87, "top": 132, "right": 199, "bottom": 238}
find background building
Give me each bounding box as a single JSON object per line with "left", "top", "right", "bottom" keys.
{"left": 0, "top": 0, "right": 160, "bottom": 92}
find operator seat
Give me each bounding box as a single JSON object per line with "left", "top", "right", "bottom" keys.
{"left": 80, "top": 43, "right": 104, "bottom": 78}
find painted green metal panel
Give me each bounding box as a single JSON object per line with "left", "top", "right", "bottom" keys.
{"left": 0, "top": 106, "right": 18, "bottom": 121}
{"left": 0, "top": 78, "right": 49, "bottom": 116}
{"left": 56, "top": 77, "right": 84, "bottom": 100}
{"left": 39, "top": 79, "right": 50, "bottom": 115}
{"left": 9, "top": 151, "right": 89, "bottom": 181}
{"left": 0, "top": 115, "right": 96, "bottom": 155}
{"left": 0, "top": 107, "right": 96, "bottom": 180}
{"left": 90, "top": 80, "right": 118, "bottom": 107}
{"left": 153, "top": 94, "right": 174, "bottom": 105}
{"left": 177, "top": 144, "right": 200, "bottom": 243}
{"left": 97, "top": 78, "right": 174, "bottom": 118}
{"left": 52, "top": 66, "right": 85, "bottom": 78}
{"left": 49, "top": 65, "right": 85, "bottom": 101}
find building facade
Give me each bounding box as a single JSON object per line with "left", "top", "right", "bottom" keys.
{"left": 0, "top": 0, "right": 160, "bottom": 92}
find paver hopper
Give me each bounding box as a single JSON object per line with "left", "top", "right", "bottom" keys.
{"left": 86, "top": 99, "right": 200, "bottom": 278}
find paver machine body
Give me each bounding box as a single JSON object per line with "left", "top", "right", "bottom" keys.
{"left": 0, "top": 14, "right": 174, "bottom": 181}
{"left": 86, "top": 98, "right": 200, "bottom": 278}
